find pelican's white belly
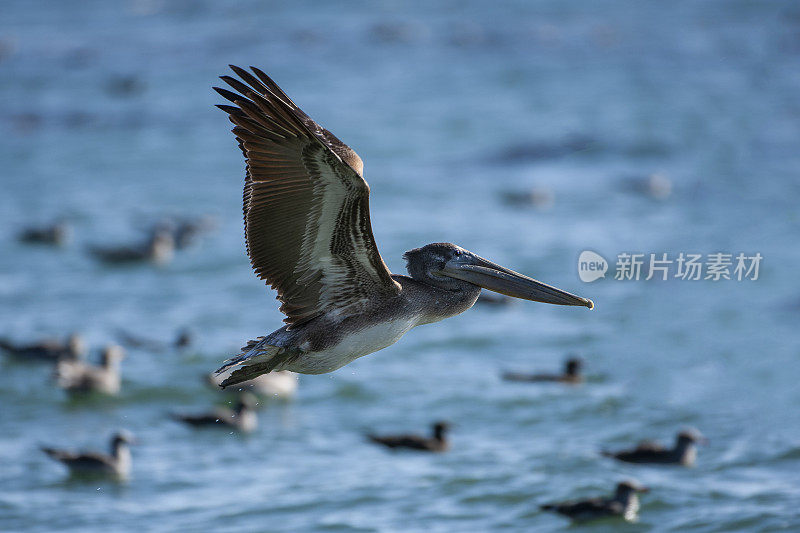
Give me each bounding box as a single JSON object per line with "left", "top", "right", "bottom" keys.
{"left": 287, "top": 318, "right": 417, "bottom": 374}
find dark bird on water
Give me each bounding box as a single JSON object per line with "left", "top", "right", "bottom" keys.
{"left": 367, "top": 421, "right": 450, "bottom": 452}
{"left": 170, "top": 393, "right": 258, "bottom": 433}
{"left": 149, "top": 215, "right": 217, "bottom": 249}
{"left": 115, "top": 327, "right": 192, "bottom": 352}
{"left": 601, "top": 429, "right": 707, "bottom": 466}
{"left": 88, "top": 228, "right": 174, "bottom": 265}
{"left": 499, "top": 188, "right": 554, "bottom": 210}
{"left": 171, "top": 215, "right": 217, "bottom": 249}
{"left": 41, "top": 431, "right": 136, "bottom": 478}
{"left": 0, "top": 333, "right": 85, "bottom": 362}
{"left": 212, "top": 65, "right": 593, "bottom": 388}
{"left": 55, "top": 344, "right": 125, "bottom": 395}
{"left": 17, "top": 219, "right": 72, "bottom": 246}
{"left": 502, "top": 356, "right": 583, "bottom": 384}
{"left": 540, "top": 480, "right": 649, "bottom": 523}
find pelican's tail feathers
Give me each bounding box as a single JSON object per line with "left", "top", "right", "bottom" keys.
{"left": 215, "top": 339, "right": 296, "bottom": 389}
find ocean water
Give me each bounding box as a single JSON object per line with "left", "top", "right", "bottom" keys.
{"left": 1, "top": 1, "right": 800, "bottom": 531}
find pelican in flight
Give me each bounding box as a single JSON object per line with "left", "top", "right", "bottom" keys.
{"left": 213, "top": 65, "right": 593, "bottom": 387}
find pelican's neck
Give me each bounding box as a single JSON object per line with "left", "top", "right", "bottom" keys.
{"left": 392, "top": 275, "right": 481, "bottom": 326}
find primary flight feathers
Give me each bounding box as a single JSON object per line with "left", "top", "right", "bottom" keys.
{"left": 214, "top": 65, "right": 399, "bottom": 328}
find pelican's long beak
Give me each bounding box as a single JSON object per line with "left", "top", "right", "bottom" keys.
{"left": 440, "top": 254, "right": 594, "bottom": 309}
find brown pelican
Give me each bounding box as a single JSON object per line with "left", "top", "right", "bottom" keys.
{"left": 213, "top": 66, "right": 593, "bottom": 388}
{"left": 41, "top": 431, "right": 136, "bottom": 479}
{"left": 540, "top": 480, "right": 649, "bottom": 523}
{"left": 601, "top": 429, "right": 707, "bottom": 466}
{"left": 367, "top": 421, "right": 450, "bottom": 452}
{"left": 55, "top": 345, "right": 125, "bottom": 395}
{"left": 502, "top": 356, "right": 583, "bottom": 384}
{"left": 170, "top": 393, "right": 258, "bottom": 433}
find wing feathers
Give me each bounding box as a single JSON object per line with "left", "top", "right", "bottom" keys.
{"left": 216, "top": 66, "right": 400, "bottom": 327}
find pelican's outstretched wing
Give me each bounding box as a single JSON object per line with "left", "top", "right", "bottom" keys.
{"left": 215, "top": 66, "right": 400, "bottom": 327}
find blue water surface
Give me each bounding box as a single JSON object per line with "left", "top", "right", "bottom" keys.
{"left": 1, "top": 1, "right": 799, "bottom": 531}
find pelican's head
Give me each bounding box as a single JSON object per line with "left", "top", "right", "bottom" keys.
{"left": 404, "top": 243, "right": 593, "bottom": 308}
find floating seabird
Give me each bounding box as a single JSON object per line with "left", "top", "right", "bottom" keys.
{"left": 499, "top": 188, "right": 555, "bottom": 210}
{"left": 170, "top": 393, "right": 258, "bottom": 433}
{"left": 148, "top": 215, "right": 216, "bottom": 249}
{"left": 491, "top": 135, "right": 596, "bottom": 163}
{"left": 207, "top": 370, "right": 298, "bottom": 400}
{"left": 17, "top": 219, "right": 72, "bottom": 246}
{"left": 212, "top": 66, "right": 593, "bottom": 387}
{"left": 88, "top": 228, "right": 174, "bottom": 265}
{"left": 55, "top": 345, "right": 125, "bottom": 395}
{"left": 115, "top": 327, "right": 192, "bottom": 352}
{"left": 172, "top": 215, "right": 216, "bottom": 249}
{"left": 540, "top": 480, "right": 649, "bottom": 523}
{"left": 602, "top": 429, "right": 707, "bottom": 466}
{"left": 620, "top": 172, "right": 672, "bottom": 200}
{"left": 367, "top": 421, "right": 450, "bottom": 452}
{"left": 502, "top": 356, "right": 583, "bottom": 384}
{"left": 41, "top": 431, "right": 136, "bottom": 478}
{"left": 0, "top": 333, "right": 85, "bottom": 362}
